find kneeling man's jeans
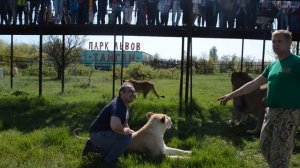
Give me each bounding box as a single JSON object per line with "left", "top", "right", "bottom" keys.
{"left": 90, "top": 131, "right": 132, "bottom": 163}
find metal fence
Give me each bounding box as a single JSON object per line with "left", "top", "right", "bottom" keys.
{"left": 0, "top": 55, "right": 271, "bottom": 74}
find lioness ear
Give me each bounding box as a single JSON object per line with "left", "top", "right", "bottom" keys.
{"left": 146, "top": 112, "right": 153, "bottom": 119}
{"left": 160, "top": 116, "right": 166, "bottom": 123}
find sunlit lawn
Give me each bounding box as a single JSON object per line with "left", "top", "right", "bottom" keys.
{"left": 0, "top": 71, "right": 299, "bottom": 168}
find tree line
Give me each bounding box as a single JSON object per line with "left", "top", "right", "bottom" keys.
{"left": 0, "top": 36, "right": 85, "bottom": 79}
{"left": 2, "top": 37, "right": 298, "bottom": 77}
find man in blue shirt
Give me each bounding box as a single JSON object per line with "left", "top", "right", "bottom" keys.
{"left": 86, "top": 82, "right": 136, "bottom": 164}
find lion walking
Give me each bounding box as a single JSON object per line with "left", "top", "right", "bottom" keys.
{"left": 124, "top": 79, "right": 165, "bottom": 98}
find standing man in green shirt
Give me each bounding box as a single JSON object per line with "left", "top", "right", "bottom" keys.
{"left": 218, "top": 29, "right": 300, "bottom": 168}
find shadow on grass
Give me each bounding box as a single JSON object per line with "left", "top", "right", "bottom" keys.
{"left": 294, "top": 132, "right": 300, "bottom": 153}
{"left": 80, "top": 153, "right": 106, "bottom": 168}
{"left": 0, "top": 95, "right": 106, "bottom": 133}
{"left": 79, "top": 152, "right": 164, "bottom": 168}
{"left": 177, "top": 99, "right": 257, "bottom": 147}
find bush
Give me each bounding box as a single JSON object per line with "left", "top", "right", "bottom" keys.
{"left": 0, "top": 65, "right": 27, "bottom": 76}
{"left": 15, "top": 62, "right": 30, "bottom": 69}
{"left": 0, "top": 65, "right": 11, "bottom": 76}
{"left": 124, "top": 62, "right": 156, "bottom": 80}
{"left": 115, "top": 63, "right": 180, "bottom": 80}
{"left": 66, "top": 64, "right": 92, "bottom": 76}
{"left": 194, "top": 59, "right": 215, "bottom": 74}
{"left": 22, "top": 64, "right": 56, "bottom": 77}
{"left": 11, "top": 90, "right": 29, "bottom": 96}
{"left": 113, "top": 65, "right": 122, "bottom": 79}
{"left": 156, "top": 68, "right": 179, "bottom": 79}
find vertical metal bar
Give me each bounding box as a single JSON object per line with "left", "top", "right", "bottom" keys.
{"left": 185, "top": 0, "right": 193, "bottom": 116}
{"left": 179, "top": 37, "right": 184, "bottom": 117}
{"left": 261, "top": 39, "right": 266, "bottom": 73}
{"left": 189, "top": 40, "right": 193, "bottom": 109}
{"left": 121, "top": 35, "right": 124, "bottom": 86}
{"left": 39, "top": 35, "right": 43, "bottom": 96}
{"left": 112, "top": 34, "right": 116, "bottom": 98}
{"left": 240, "top": 38, "right": 244, "bottom": 72}
{"left": 61, "top": 35, "right": 65, "bottom": 93}
{"left": 10, "top": 35, "right": 13, "bottom": 89}
{"left": 185, "top": 36, "right": 192, "bottom": 116}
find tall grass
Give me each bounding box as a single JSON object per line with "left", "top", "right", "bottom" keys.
{"left": 0, "top": 71, "right": 299, "bottom": 167}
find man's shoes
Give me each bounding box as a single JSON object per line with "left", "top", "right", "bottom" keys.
{"left": 82, "top": 139, "right": 94, "bottom": 157}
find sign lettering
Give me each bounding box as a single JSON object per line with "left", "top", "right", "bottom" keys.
{"left": 88, "top": 41, "right": 141, "bottom": 51}
{"left": 81, "top": 50, "right": 143, "bottom": 69}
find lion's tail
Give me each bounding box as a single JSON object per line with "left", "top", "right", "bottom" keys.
{"left": 73, "top": 128, "right": 89, "bottom": 140}
{"left": 151, "top": 87, "right": 165, "bottom": 99}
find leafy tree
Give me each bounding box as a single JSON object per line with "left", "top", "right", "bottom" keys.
{"left": 243, "top": 56, "right": 255, "bottom": 73}
{"left": 153, "top": 53, "right": 160, "bottom": 60}
{"left": 0, "top": 40, "right": 38, "bottom": 58}
{"left": 219, "top": 55, "right": 231, "bottom": 73}
{"left": 219, "top": 54, "right": 239, "bottom": 73}
{"left": 230, "top": 54, "right": 238, "bottom": 72}
{"left": 0, "top": 40, "right": 10, "bottom": 66}
{"left": 0, "top": 40, "right": 8, "bottom": 55}
{"left": 206, "top": 46, "right": 218, "bottom": 73}
{"left": 0, "top": 40, "right": 39, "bottom": 68}
{"left": 209, "top": 46, "right": 218, "bottom": 62}
{"left": 43, "top": 35, "right": 86, "bottom": 79}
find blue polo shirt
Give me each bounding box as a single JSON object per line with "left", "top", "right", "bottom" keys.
{"left": 89, "top": 97, "right": 128, "bottom": 133}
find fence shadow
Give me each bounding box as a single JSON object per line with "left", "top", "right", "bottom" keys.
{"left": 0, "top": 95, "right": 105, "bottom": 133}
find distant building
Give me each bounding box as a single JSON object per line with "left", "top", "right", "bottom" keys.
{"left": 81, "top": 50, "right": 151, "bottom": 70}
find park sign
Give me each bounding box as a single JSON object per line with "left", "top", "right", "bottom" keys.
{"left": 81, "top": 50, "right": 144, "bottom": 70}
{"left": 88, "top": 41, "right": 141, "bottom": 51}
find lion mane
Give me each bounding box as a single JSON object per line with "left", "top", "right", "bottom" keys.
{"left": 230, "top": 72, "right": 267, "bottom": 134}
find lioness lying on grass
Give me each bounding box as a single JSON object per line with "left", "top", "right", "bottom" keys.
{"left": 126, "top": 112, "right": 192, "bottom": 157}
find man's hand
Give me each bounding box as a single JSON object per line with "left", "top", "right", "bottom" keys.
{"left": 123, "top": 127, "right": 134, "bottom": 135}
{"left": 110, "top": 116, "right": 136, "bottom": 135}
{"left": 217, "top": 95, "right": 230, "bottom": 106}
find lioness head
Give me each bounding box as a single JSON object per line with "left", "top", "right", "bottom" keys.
{"left": 146, "top": 112, "right": 173, "bottom": 129}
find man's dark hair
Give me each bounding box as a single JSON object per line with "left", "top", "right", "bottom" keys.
{"left": 119, "top": 82, "right": 133, "bottom": 96}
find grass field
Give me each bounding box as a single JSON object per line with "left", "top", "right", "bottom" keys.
{"left": 0, "top": 71, "right": 299, "bottom": 168}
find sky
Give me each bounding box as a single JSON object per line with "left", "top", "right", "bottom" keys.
{"left": 0, "top": 34, "right": 276, "bottom": 62}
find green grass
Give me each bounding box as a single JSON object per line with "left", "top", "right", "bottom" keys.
{"left": 0, "top": 71, "right": 299, "bottom": 167}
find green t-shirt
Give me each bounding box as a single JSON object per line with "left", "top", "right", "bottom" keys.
{"left": 262, "top": 54, "right": 300, "bottom": 108}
